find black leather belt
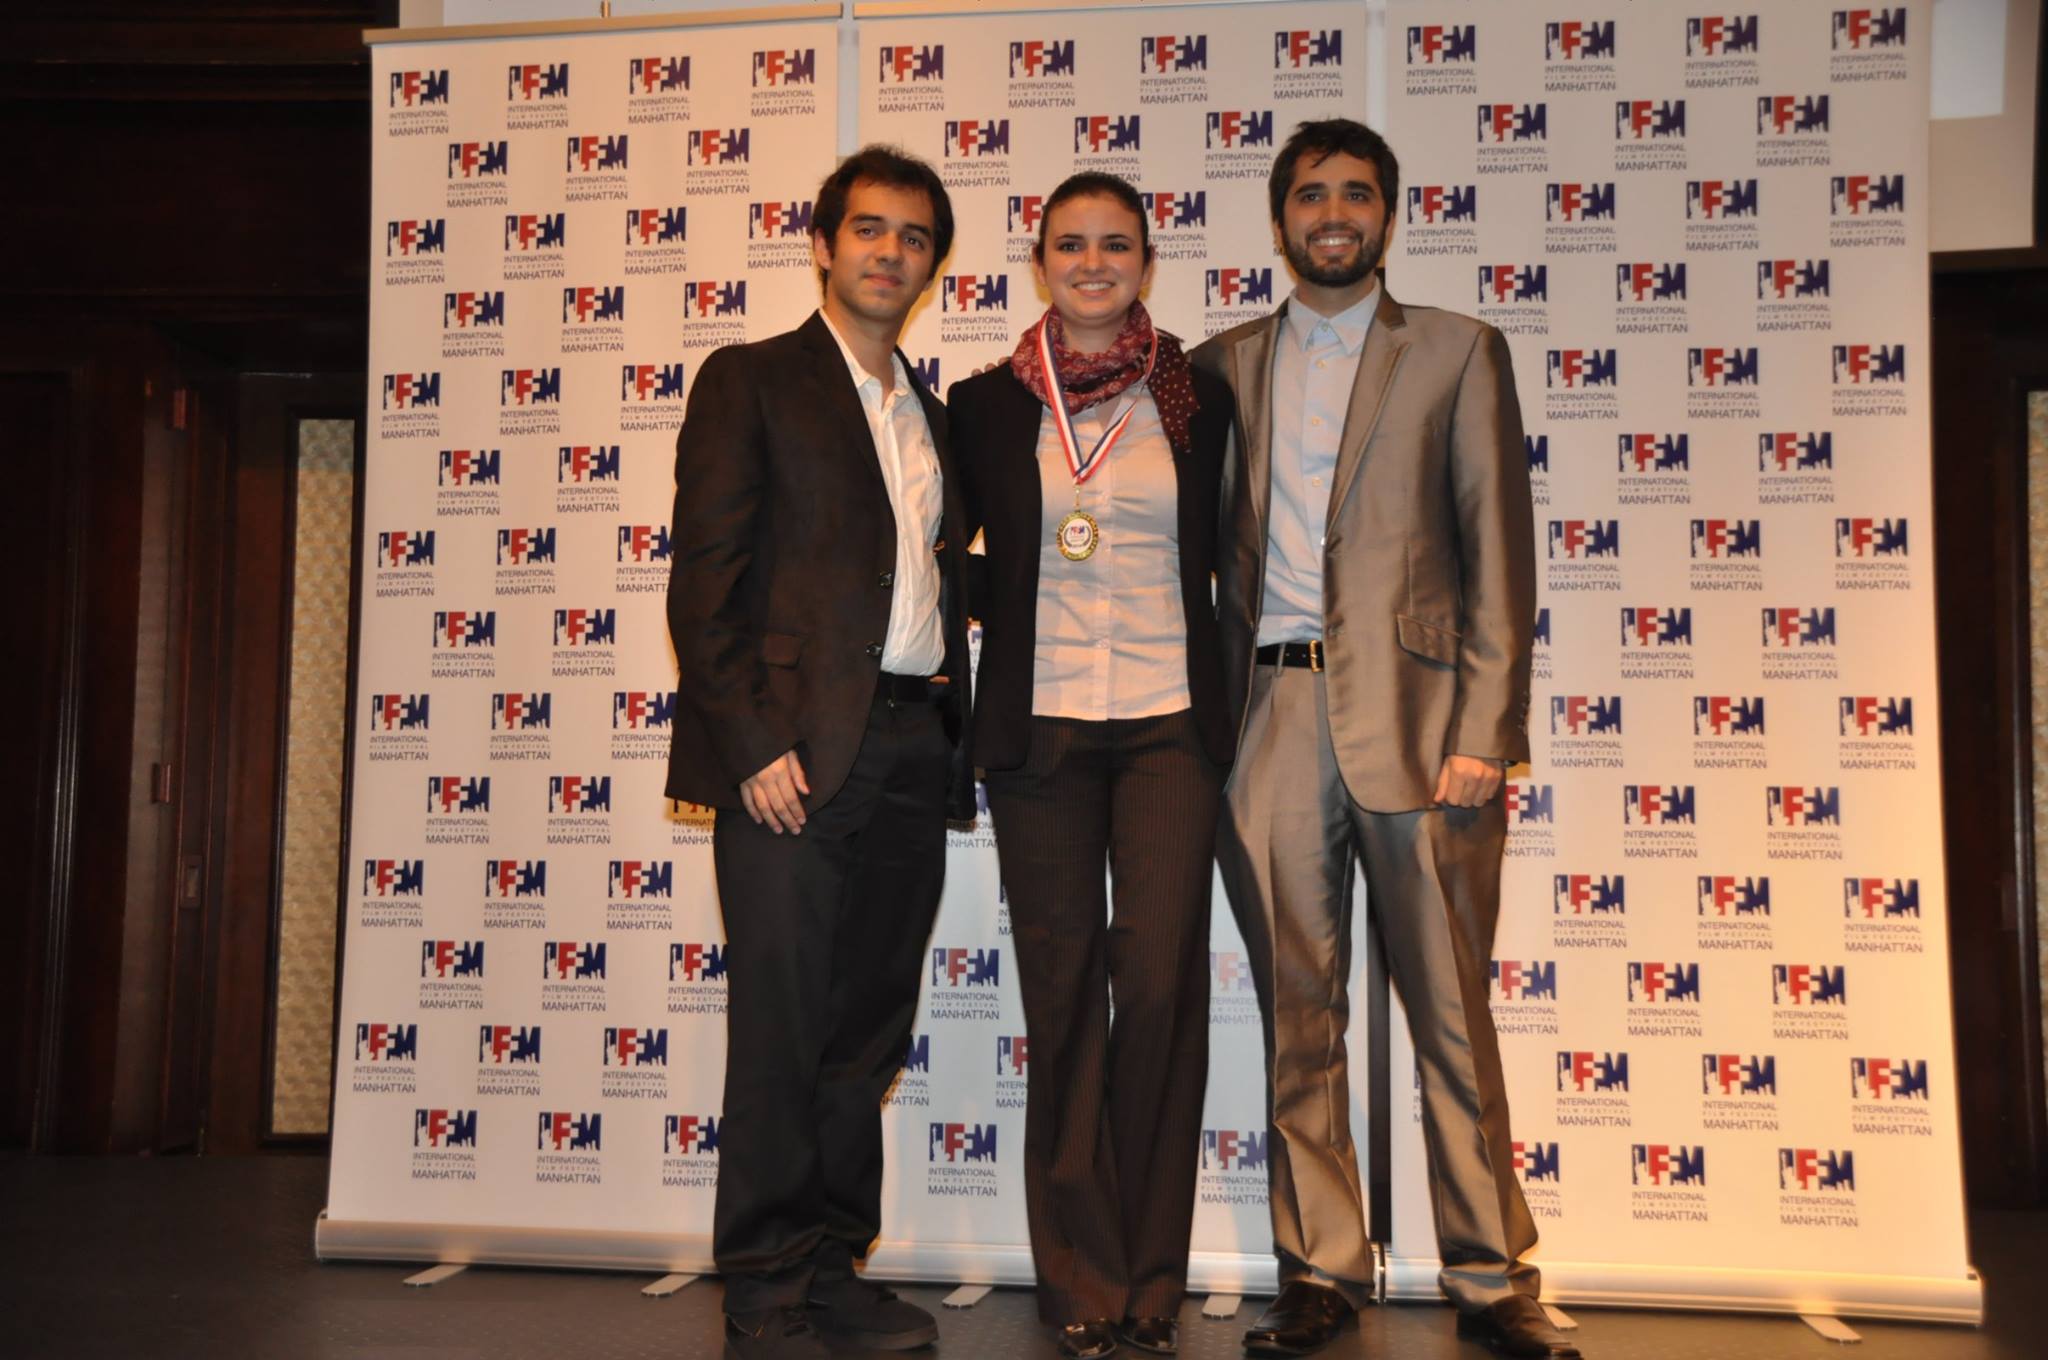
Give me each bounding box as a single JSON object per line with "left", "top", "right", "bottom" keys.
{"left": 877, "top": 672, "right": 938, "bottom": 704}
{"left": 1255, "top": 640, "right": 1325, "bottom": 672}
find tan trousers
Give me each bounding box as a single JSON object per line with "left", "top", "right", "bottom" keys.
{"left": 1215, "top": 663, "right": 1539, "bottom": 1311}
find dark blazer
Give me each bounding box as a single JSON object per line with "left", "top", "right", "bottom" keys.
{"left": 946, "top": 359, "right": 1236, "bottom": 771}
{"left": 664, "top": 311, "right": 976, "bottom": 821}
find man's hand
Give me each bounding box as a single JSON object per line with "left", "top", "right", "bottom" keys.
{"left": 1433, "top": 754, "right": 1505, "bottom": 809}
{"left": 740, "top": 750, "right": 810, "bottom": 833}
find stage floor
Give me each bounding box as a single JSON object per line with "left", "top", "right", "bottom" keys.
{"left": 0, "top": 1152, "right": 2032, "bottom": 1359}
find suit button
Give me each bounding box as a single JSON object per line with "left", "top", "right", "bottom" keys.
{"left": 879, "top": 571, "right": 894, "bottom": 588}
{"left": 866, "top": 642, "right": 883, "bottom": 658}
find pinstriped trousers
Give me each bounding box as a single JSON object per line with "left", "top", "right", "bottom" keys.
{"left": 1215, "top": 663, "right": 1539, "bottom": 1312}
{"left": 983, "top": 708, "right": 1223, "bottom": 1326}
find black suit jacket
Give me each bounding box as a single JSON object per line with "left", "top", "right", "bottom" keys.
{"left": 664, "top": 311, "right": 975, "bottom": 820}
{"left": 947, "top": 361, "right": 1236, "bottom": 771}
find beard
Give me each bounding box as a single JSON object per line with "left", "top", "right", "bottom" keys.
{"left": 1282, "top": 220, "right": 1385, "bottom": 288}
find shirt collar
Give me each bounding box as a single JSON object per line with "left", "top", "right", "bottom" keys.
{"left": 818, "top": 307, "right": 909, "bottom": 404}
{"left": 1283, "top": 281, "right": 1380, "bottom": 356}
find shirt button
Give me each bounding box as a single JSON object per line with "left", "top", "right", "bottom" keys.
{"left": 1311, "top": 476, "right": 1324, "bottom": 488}
{"left": 1310, "top": 416, "right": 1324, "bottom": 427}
{"left": 1315, "top": 359, "right": 1328, "bottom": 370}
{"left": 865, "top": 642, "right": 883, "bottom": 658}
{"left": 1096, "top": 639, "right": 1110, "bottom": 650}
{"left": 878, "top": 571, "right": 894, "bottom": 588}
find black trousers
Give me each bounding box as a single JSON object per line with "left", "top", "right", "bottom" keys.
{"left": 711, "top": 688, "right": 950, "bottom": 1315}
{"left": 982, "top": 709, "right": 1223, "bottom": 1325}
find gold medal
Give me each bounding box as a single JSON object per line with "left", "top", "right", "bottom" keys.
{"left": 1057, "top": 509, "right": 1099, "bottom": 561}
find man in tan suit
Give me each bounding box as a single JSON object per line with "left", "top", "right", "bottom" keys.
{"left": 1191, "top": 120, "right": 1575, "bottom": 1359}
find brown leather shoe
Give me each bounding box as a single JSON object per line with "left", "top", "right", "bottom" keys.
{"left": 1456, "top": 1295, "right": 1583, "bottom": 1358}
{"left": 1242, "top": 1281, "right": 1353, "bottom": 1357}
{"left": 1058, "top": 1318, "right": 1120, "bottom": 1359}
{"left": 1120, "top": 1315, "right": 1178, "bottom": 1354}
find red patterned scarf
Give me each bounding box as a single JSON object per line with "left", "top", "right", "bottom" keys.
{"left": 1009, "top": 300, "right": 1198, "bottom": 456}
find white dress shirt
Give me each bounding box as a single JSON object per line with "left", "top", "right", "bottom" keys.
{"left": 820, "top": 309, "right": 946, "bottom": 675}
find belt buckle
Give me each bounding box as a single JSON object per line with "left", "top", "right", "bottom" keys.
{"left": 1306, "top": 640, "right": 1323, "bottom": 673}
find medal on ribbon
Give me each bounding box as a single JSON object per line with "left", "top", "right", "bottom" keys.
{"left": 1040, "top": 319, "right": 1154, "bottom": 563}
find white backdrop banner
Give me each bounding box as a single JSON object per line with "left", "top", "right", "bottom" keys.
{"left": 1383, "top": 0, "right": 1975, "bottom": 1321}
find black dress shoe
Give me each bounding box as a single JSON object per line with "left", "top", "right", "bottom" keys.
{"left": 1243, "top": 1281, "right": 1353, "bottom": 1357}
{"left": 805, "top": 1274, "right": 939, "bottom": 1349}
{"left": 1455, "top": 1295, "right": 1582, "bottom": 1358}
{"left": 1059, "top": 1318, "right": 1120, "bottom": 1359}
{"left": 724, "top": 1305, "right": 829, "bottom": 1359}
{"left": 1120, "top": 1315, "right": 1178, "bottom": 1355}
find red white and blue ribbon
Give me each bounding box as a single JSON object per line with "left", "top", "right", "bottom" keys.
{"left": 1037, "top": 318, "right": 1155, "bottom": 487}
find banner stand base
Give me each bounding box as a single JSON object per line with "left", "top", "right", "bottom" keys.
{"left": 1384, "top": 1255, "right": 1981, "bottom": 1326}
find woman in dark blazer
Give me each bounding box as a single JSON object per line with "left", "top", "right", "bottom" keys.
{"left": 947, "top": 172, "right": 1235, "bottom": 1360}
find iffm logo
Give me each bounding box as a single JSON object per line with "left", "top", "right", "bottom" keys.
{"left": 943, "top": 275, "right": 1009, "bottom": 313}
{"left": 1620, "top": 433, "right": 1688, "bottom": 471}
{"left": 447, "top": 140, "right": 508, "bottom": 178}
{"left": 1546, "top": 350, "right": 1618, "bottom": 389}
{"left": 629, "top": 56, "right": 690, "bottom": 94}
{"left": 1412, "top": 184, "right": 1479, "bottom": 223}
{"left": 355, "top": 1022, "right": 417, "bottom": 1062}
{"left": 1275, "top": 30, "right": 1342, "bottom": 68}
{"left": 1553, "top": 874, "right": 1625, "bottom": 915}
{"left": 1142, "top": 34, "right": 1207, "bottom": 73}
{"left": 602, "top": 1026, "right": 668, "bottom": 1066}
{"left": 1762, "top": 606, "right": 1835, "bottom": 648}
{"left": 1760, "top": 432, "right": 1831, "bottom": 471}
{"left": 628, "top": 206, "right": 687, "bottom": 245}
{"left": 666, "top": 1114, "right": 720, "bottom": 1154}
{"left": 1551, "top": 695, "right": 1621, "bottom": 736}
{"left": 932, "top": 947, "right": 1001, "bottom": 987}
{"left": 508, "top": 62, "right": 568, "bottom": 100}
{"left": 1075, "top": 114, "right": 1141, "bottom": 154}
{"left": 1212, "top": 950, "right": 1255, "bottom": 993}
{"left": 1491, "top": 960, "right": 1557, "bottom": 1002}
{"left": 383, "top": 372, "right": 440, "bottom": 410}
{"left": 1695, "top": 696, "right": 1765, "bottom": 736}
{"left": 545, "top": 940, "right": 606, "bottom": 979}
{"left": 1767, "top": 786, "right": 1840, "bottom": 827}
{"left": 1206, "top": 110, "right": 1273, "bottom": 150}
{"left": 1623, "top": 785, "right": 1695, "bottom": 825}
{"left": 1506, "top": 783, "right": 1555, "bottom": 824}
{"left": 1627, "top": 961, "right": 1701, "bottom": 1004}
{"left": 479, "top": 1024, "right": 541, "bottom": 1065}
{"left": 688, "top": 128, "right": 751, "bottom": 165}
{"left": 387, "top": 218, "right": 446, "bottom": 256}
{"left": 491, "top": 691, "right": 551, "bottom": 730}
{"left": 1527, "top": 437, "right": 1549, "bottom": 473}
{"left": 548, "top": 774, "right": 611, "bottom": 814}
{"left": 559, "top": 444, "right": 620, "bottom": 482}
{"left": 538, "top": 1111, "right": 602, "bottom": 1151}
{"left": 997, "top": 1036, "right": 1029, "bottom": 1077}
{"left": 752, "top": 48, "right": 816, "bottom": 86}
{"left": 500, "top": 367, "right": 561, "bottom": 406}
{"left": 1703, "top": 1053, "right": 1776, "bottom": 1096}
{"left": 1617, "top": 262, "right": 1685, "bottom": 301}
{"left": 622, "top": 362, "right": 685, "bottom": 401}
{"left": 1831, "top": 174, "right": 1904, "bottom": 215}
{"left": 414, "top": 1108, "right": 477, "bottom": 1148}
{"left": 1779, "top": 1148, "right": 1855, "bottom": 1192}
{"left": 945, "top": 119, "right": 1009, "bottom": 157}
{"left": 1851, "top": 1057, "right": 1928, "bottom": 1101}
{"left": 1143, "top": 191, "right": 1206, "bottom": 230}
{"left": 1698, "top": 875, "right": 1771, "bottom": 916}
{"left": 749, "top": 200, "right": 813, "bottom": 238}
{"left": 1633, "top": 1145, "right": 1706, "bottom": 1187}
{"left": 1686, "top": 178, "right": 1758, "bottom": 219}
{"left": 370, "top": 693, "right": 429, "bottom": 732}
{"left": 1687, "top": 15, "right": 1759, "bottom": 56}
{"left": 554, "top": 606, "right": 615, "bottom": 646}
{"left": 1759, "top": 94, "right": 1829, "bottom": 135}
{"left": 613, "top": 690, "right": 676, "bottom": 730}
{"left": 1840, "top": 696, "right": 1912, "bottom": 737}
{"left": 1007, "top": 195, "right": 1044, "bottom": 234}
{"left": 1772, "top": 963, "right": 1847, "bottom": 1006}
{"left": 1478, "top": 103, "right": 1547, "bottom": 142}
{"left": 390, "top": 69, "right": 450, "bottom": 107}
{"left": 1547, "top": 21, "right": 1615, "bottom": 60}
{"left": 565, "top": 133, "right": 628, "bottom": 173}
{"left": 1480, "top": 265, "right": 1547, "bottom": 304}
{"left": 1557, "top": 1051, "right": 1629, "bottom": 1092}
{"left": 433, "top": 609, "right": 495, "bottom": 648}
{"left": 1690, "top": 519, "right": 1761, "bottom": 557}
{"left": 685, "top": 281, "right": 747, "bottom": 318}
{"left": 608, "top": 859, "right": 672, "bottom": 900}
{"left": 1832, "top": 345, "right": 1906, "bottom": 385}
{"left": 618, "top": 524, "right": 672, "bottom": 563}
{"left": 1688, "top": 348, "right": 1759, "bottom": 387}
{"left": 1547, "top": 519, "right": 1619, "bottom": 558}
{"left": 485, "top": 859, "right": 546, "bottom": 898}
{"left": 1407, "top": 25, "right": 1476, "bottom": 64}
{"left": 1009, "top": 39, "right": 1076, "bottom": 78}
{"left": 1202, "top": 1129, "right": 1268, "bottom": 1170}
{"left": 1512, "top": 1142, "right": 1561, "bottom": 1183}
{"left": 1204, "top": 268, "right": 1273, "bottom": 308}
{"left": 1547, "top": 182, "right": 1613, "bottom": 222}
{"left": 670, "top": 942, "right": 727, "bottom": 982}
{"left": 379, "top": 530, "right": 435, "bottom": 566}
{"left": 496, "top": 527, "right": 555, "bottom": 565}
{"left": 422, "top": 939, "right": 485, "bottom": 978}
{"left": 1616, "top": 99, "right": 1685, "bottom": 139}
{"left": 1759, "top": 259, "right": 1829, "bottom": 299}
{"left": 507, "top": 212, "right": 566, "bottom": 251}
{"left": 879, "top": 45, "right": 943, "bottom": 83}
{"left": 1833, "top": 9, "right": 1907, "bottom": 49}
{"left": 444, "top": 291, "right": 504, "bottom": 329}
{"left": 1844, "top": 877, "right": 1919, "bottom": 918}
{"left": 929, "top": 1122, "right": 999, "bottom": 1162}
{"left": 427, "top": 775, "right": 490, "bottom": 815}
{"left": 903, "top": 1035, "right": 931, "bottom": 1073}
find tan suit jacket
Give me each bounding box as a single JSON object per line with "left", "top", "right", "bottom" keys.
{"left": 1191, "top": 289, "right": 1536, "bottom": 812}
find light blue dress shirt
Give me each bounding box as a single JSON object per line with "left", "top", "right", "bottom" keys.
{"left": 1257, "top": 284, "right": 1379, "bottom": 646}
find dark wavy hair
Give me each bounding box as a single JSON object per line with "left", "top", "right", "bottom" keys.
{"left": 1032, "top": 171, "right": 1154, "bottom": 264}
{"left": 1267, "top": 119, "right": 1401, "bottom": 224}
{"left": 811, "top": 144, "right": 955, "bottom": 279}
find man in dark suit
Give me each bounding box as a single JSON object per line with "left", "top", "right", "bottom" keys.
{"left": 1191, "top": 121, "right": 1575, "bottom": 1359}
{"left": 666, "top": 146, "right": 973, "bottom": 1360}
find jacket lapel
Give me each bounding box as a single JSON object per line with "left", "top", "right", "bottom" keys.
{"left": 797, "top": 311, "right": 890, "bottom": 504}
{"left": 1231, "top": 305, "right": 1283, "bottom": 540}
{"left": 1326, "top": 289, "right": 1409, "bottom": 531}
